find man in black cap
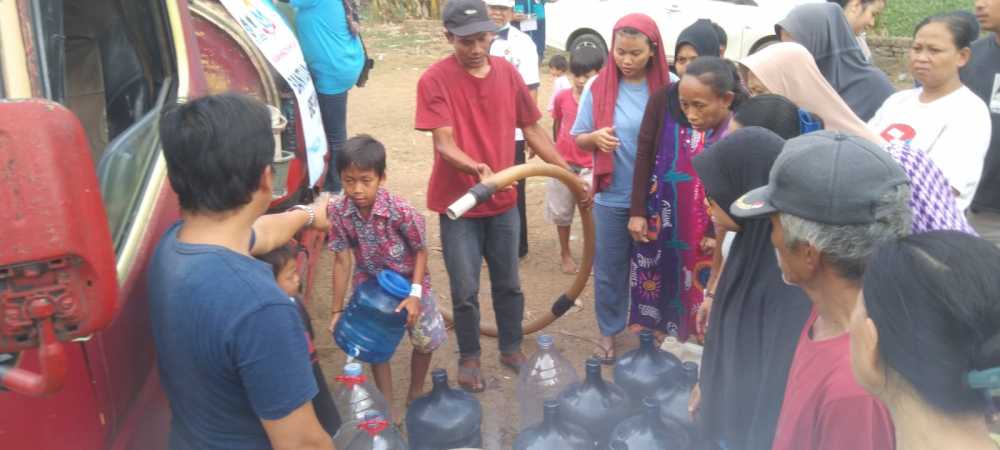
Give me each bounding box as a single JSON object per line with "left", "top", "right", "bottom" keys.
{"left": 414, "top": 0, "right": 585, "bottom": 392}
{"left": 729, "top": 131, "right": 907, "bottom": 450}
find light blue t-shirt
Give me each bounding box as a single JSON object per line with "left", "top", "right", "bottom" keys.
{"left": 571, "top": 80, "right": 651, "bottom": 208}
{"left": 292, "top": 0, "right": 365, "bottom": 95}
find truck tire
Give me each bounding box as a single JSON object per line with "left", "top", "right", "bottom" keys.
{"left": 569, "top": 31, "right": 607, "bottom": 56}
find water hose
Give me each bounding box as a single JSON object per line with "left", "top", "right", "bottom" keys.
{"left": 440, "top": 163, "right": 595, "bottom": 336}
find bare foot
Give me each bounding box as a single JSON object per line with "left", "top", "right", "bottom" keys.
{"left": 406, "top": 389, "right": 424, "bottom": 406}
{"left": 560, "top": 254, "right": 578, "bottom": 274}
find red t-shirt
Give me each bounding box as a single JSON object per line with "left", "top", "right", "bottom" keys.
{"left": 415, "top": 55, "right": 542, "bottom": 217}
{"left": 772, "top": 308, "right": 895, "bottom": 450}
{"left": 552, "top": 89, "right": 592, "bottom": 169}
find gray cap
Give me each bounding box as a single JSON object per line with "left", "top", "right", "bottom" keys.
{"left": 730, "top": 131, "right": 909, "bottom": 225}
{"left": 443, "top": 0, "right": 498, "bottom": 37}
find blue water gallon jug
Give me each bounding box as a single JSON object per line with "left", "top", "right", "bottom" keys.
{"left": 614, "top": 330, "right": 682, "bottom": 410}
{"left": 657, "top": 362, "right": 699, "bottom": 430}
{"left": 334, "top": 270, "right": 410, "bottom": 363}
{"left": 406, "top": 369, "right": 483, "bottom": 450}
{"left": 513, "top": 399, "right": 597, "bottom": 450}
{"left": 609, "top": 398, "right": 690, "bottom": 450}
{"left": 558, "top": 358, "right": 632, "bottom": 448}
{"left": 336, "top": 411, "right": 409, "bottom": 450}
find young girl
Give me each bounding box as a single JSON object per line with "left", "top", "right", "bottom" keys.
{"left": 628, "top": 57, "right": 745, "bottom": 342}
{"left": 868, "top": 12, "right": 991, "bottom": 210}
{"left": 571, "top": 13, "right": 669, "bottom": 363}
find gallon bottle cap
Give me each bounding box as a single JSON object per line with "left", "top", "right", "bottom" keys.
{"left": 431, "top": 368, "right": 449, "bottom": 386}
{"left": 638, "top": 330, "right": 655, "bottom": 348}
{"left": 537, "top": 334, "right": 554, "bottom": 349}
{"left": 542, "top": 399, "right": 560, "bottom": 423}
{"left": 376, "top": 270, "right": 411, "bottom": 299}
{"left": 344, "top": 363, "right": 364, "bottom": 377}
{"left": 585, "top": 357, "right": 602, "bottom": 379}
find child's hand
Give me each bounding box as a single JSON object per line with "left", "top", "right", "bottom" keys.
{"left": 329, "top": 311, "right": 342, "bottom": 333}
{"left": 395, "top": 296, "right": 421, "bottom": 328}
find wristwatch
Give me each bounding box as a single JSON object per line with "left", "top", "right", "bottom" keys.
{"left": 289, "top": 204, "right": 315, "bottom": 228}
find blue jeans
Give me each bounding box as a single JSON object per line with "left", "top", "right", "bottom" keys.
{"left": 440, "top": 208, "right": 524, "bottom": 357}
{"left": 593, "top": 203, "right": 632, "bottom": 336}
{"left": 318, "top": 91, "right": 349, "bottom": 192}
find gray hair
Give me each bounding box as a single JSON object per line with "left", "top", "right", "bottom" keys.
{"left": 779, "top": 185, "right": 913, "bottom": 281}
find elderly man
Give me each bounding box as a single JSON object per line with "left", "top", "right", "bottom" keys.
{"left": 730, "top": 131, "right": 907, "bottom": 450}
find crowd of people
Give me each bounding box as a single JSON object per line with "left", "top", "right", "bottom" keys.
{"left": 144, "top": 0, "right": 1000, "bottom": 449}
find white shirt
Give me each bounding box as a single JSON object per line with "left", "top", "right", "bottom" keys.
{"left": 491, "top": 25, "right": 539, "bottom": 141}
{"left": 869, "top": 86, "right": 992, "bottom": 210}
{"left": 548, "top": 75, "right": 572, "bottom": 112}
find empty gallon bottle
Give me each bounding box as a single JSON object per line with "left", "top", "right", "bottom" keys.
{"left": 608, "top": 398, "right": 690, "bottom": 450}
{"left": 657, "top": 362, "right": 699, "bottom": 429}
{"left": 614, "top": 330, "right": 682, "bottom": 411}
{"left": 406, "top": 369, "right": 483, "bottom": 450}
{"left": 517, "top": 334, "right": 580, "bottom": 429}
{"left": 335, "top": 411, "right": 409, "bottom": 450}
{"left": 333, "top": 270, "right": 410, "bottom": 363}
{"left": 558, "top": 358, "right": 632, "bottom": 448}
{"left": 333, "top": 363, "right": 392, "bottom": 423}
{"left": 513, "top": 399, "right": 597, "bottom": 450}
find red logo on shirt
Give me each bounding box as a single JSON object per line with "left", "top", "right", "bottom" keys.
{"left": 881, "top": 124, "right": 916, "bottom": 143}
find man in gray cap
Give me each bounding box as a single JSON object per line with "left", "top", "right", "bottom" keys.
{"left": 415, "top": 0, "right": 583, "bottom": 392}
{"left": 729, "top": 131, "right": 907, "bottom": 450}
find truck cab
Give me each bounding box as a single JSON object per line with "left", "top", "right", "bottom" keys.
{"left": 0, "top": 1, "right": 325, "bottom": 448}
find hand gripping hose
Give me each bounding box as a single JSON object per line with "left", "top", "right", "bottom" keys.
{"left": 441, "top": 163, "right": 595, "bottom": 336}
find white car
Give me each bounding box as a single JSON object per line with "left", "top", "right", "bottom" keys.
{"left": 546, "top": 0, "right": 822, "bottom": 61}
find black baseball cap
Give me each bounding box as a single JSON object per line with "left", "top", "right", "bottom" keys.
{"left": 730, "top": 131, "right": 910, "bottom": 225}
{"left": 443, "top": 0, "right": 498, "bottom": 37}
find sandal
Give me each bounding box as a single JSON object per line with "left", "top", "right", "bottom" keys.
{"left": 457, "top": 358, "right": 486, "bottom": 393}
{"left": 500, "top": 351, "right": 527, "bottom": 374}
{"left": 592, "top": 345, "right": 616, "bottom": 365}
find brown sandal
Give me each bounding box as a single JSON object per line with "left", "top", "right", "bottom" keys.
{"left": 457, "top": 358, "right": 485, "bottom": 393}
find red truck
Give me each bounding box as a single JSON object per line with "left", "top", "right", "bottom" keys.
{"left": 0, "top": 1, "right": 328, "bottom": 448}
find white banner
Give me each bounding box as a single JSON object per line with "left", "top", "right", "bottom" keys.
{"left": 220, "top": 0, "right": 326, "bottom": 187}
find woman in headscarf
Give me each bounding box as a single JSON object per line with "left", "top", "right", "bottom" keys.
{"left": 740, "top": 42, "right": 977, "bottom": 235}
{"left": 673, "top": 19, "right": 721, "bottom": 77}
{"left": 776, "top": 2, "right": 894, "bottom": 121}
{"left": 691, "top": 127, "right": 813, "bottom": 450}
{"left": 627, "top": 57, "right": 746, "bottom": 342}
{"left": 571, "top": 13, "right": 670, "bottom": 362}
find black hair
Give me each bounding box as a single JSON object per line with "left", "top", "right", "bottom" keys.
{"left": 336, "top": 134, "right": 387, "bottom": 178}
{"left": 863, "top": 231, "right": 1000, "bottom": 415}
{"left": 257, "top": 243, "right": 297, "bottom": 278}
{"left": 709, "top": 21, "right": 727, "bottom": 47}
{"left": 684, "top": 57, "right": 749, "bottom": 110}
{"left": 733, "top": 94, "right": 802, "bottom": 139}
{"left": 159, "top": 93, "right": 273, "bottom": 213}
{"left": 548, "top": 54, "right": 568, "bottom": 71}
{"left": 569, "top": 46, "right": 606, "bottom": 77}
{"left": 915, "top": 11, "right": 978, "bottom": 50}
{"left": 615, "top": 26, "right": 654, "bottom": 49}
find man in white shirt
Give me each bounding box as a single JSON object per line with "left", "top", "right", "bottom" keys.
{"left": 486, "top": 0, "right": 539, "bottom": 257}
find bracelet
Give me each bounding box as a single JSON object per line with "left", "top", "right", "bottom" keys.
{"left": 409, "top": 283, "right": 423, "bottom": 298}
{"left": 289, "top": 205, "right": 315, "bottom": 228}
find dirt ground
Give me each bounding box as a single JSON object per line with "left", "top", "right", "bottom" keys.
{"left": 305, "top": 20, "right": 625, "bottom": 449}
{"left": 304, "top": 20, "right": 911, "bottom": 449}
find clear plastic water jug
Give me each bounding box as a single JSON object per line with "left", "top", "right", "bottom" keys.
{"left": 334, "top": 411, "right": 409, "bottom": 450}
{"left": 513, "top": 399, "right": 597, "bottom": 450}
{"left": 517, "top": 335, "right": 580, "bottom": 429}
{"left": 333, "top": 270, "right": 410, "bottom": 363}
{"left": 609, "top": 398, "right": 690, "bottom": 450}
{"left": 333, "top": 363, "right": 392, "bottom": 423}
{"left": 614, "top": 330, "right": 682, "bottom": 410}
{"left": 405, "top": 369, "right": 483, "bottom": 450}
{"left": 558, "top": 358, "right": 632, "bottom": 448}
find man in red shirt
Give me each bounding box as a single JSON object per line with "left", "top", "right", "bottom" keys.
{"left": 730, "top": 131, "right": 908, "bottom": 450}
{"left": 414, "top": 0, "right": 582, "bottom": 393}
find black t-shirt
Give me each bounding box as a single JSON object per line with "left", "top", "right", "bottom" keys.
{"left": 291, "top": 297, "right": 342, "bottom": 437}
{"left": 960, "top": 34, "right": 1000, "bottom": 212}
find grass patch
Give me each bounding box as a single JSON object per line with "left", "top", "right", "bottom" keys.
{"left": 876, "top": 0, "right": 973, "bottom": 37}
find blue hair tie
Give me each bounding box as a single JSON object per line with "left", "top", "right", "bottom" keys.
{"left": 968, "top": 367, "right": 1000, "bottom": 394}
{"left": 798, "top": 108, "right": 822, "bottom": 135}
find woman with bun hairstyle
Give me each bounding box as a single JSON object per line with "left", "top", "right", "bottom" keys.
{"left": 852, "top": 231, "right": 1000, "bottom": 450}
